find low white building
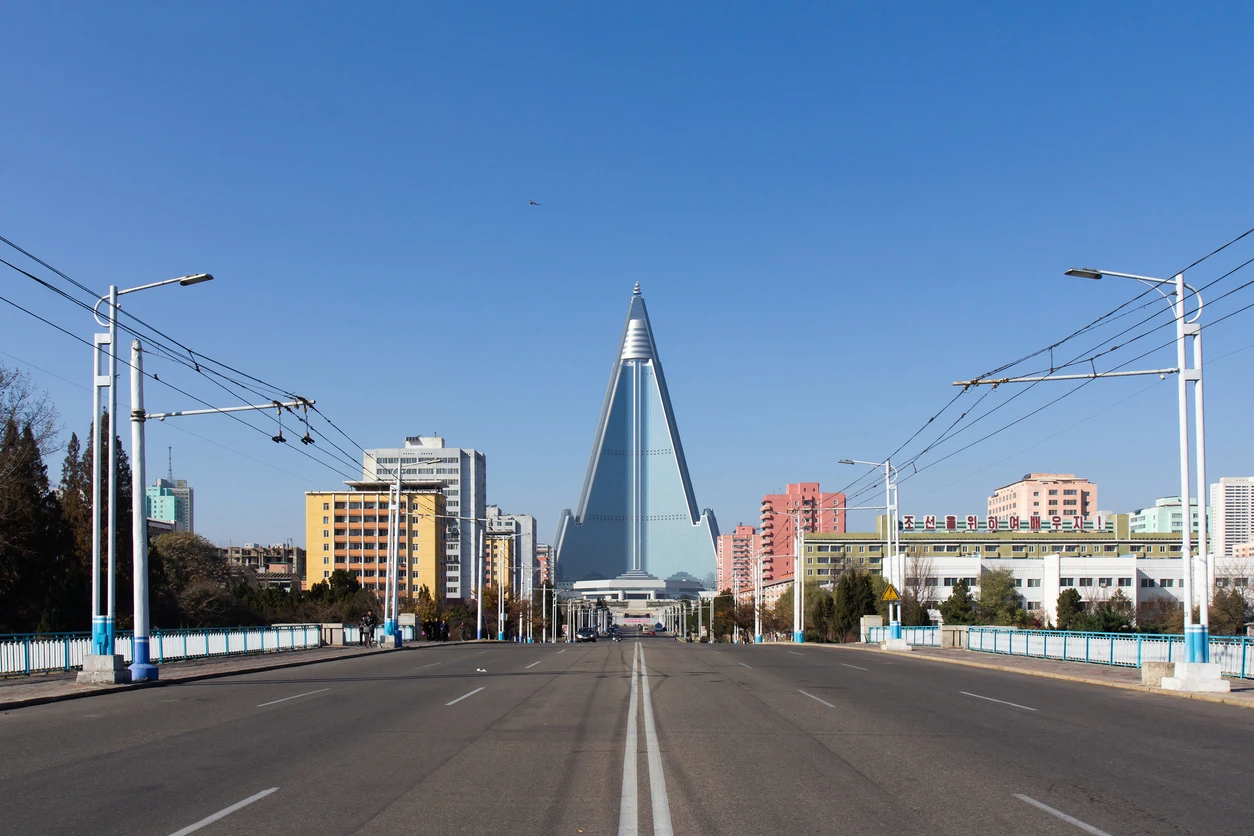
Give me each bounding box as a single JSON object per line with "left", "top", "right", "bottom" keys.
{"left": 907, "top": 554, "right": 1197, "bottom": 626}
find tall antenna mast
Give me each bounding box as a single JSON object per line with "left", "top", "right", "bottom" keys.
{"left": 168, "top": 446, "right": 173, "bottom": 482}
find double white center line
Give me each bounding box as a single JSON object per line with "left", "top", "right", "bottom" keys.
{"left": 619, "top": 642, "right": 672, "bottom": 836}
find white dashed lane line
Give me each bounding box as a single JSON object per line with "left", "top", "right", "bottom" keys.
{"left": 961, "top": 691, "right": 1037, "bottom": 711}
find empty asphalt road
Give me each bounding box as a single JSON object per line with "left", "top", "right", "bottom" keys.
{"left": 1, "top": 638, "right": 1249, "bottom": 835}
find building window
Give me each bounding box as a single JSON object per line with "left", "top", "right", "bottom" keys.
{"left": 924, "top": 578, "right": 939, "bottom": 587}
{"left": 322, "top": 516, "right": 329, "bottom": 524}
{"left": 323, "top": 556, "right": 330, "bottom": 565}
{"left": 1118, "top": 578, "right": 1132, "bottom": 587}
{"left": 1078, "top": 578, "right": 1093, "bottom": 587}
{"left": 323, "top": 502, "right": 330, "bottom": 510}
{"left": 1049, "top": 490, "right": 1058, "bottom": 496}
{"left": 1060, "top": 577, "right": 1074, "bottom": 587}
{"left": 1141, "top": 578, "right": 1155, "bottom": 588}
{"left": 1160, "top": 579, "right": 1175, "bottom": 588}
{"left": 334, "top": 502, "right": 346, "bottom": 510}
{"left": 943, "top": 578, "right": 957, "bottom": 587}
{"left": 1026, "top": 579, "right": 1041, "bottom": 588}
{"left": 1098, "top": 578, "right": 1112, "bottom": 587}
{"left": 323, "top": 570, "right": 330, "bottom": 578}
{"left": 1013, "top": 579, "right": 1022, "bottom": 587}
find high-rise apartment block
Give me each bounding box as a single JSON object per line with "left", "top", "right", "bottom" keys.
{"left": 485, "top": 505, "right": 537, "bottom": 598}
{"left": 363, "top": 436, "right": 485, "bottom": 600}
{"left": 303, "top": 480, "right": 446, "bottom": 599}
{"left": 146, "top": 478, "right": 194, "bottom": 532}
{"left": 759, "top": 483, "right": 846, "bottom": 582}
{"left": 536, "top": 544, "right": 554, "bottom": 584}
{"left": 989, "top": 473, "right": 1097, "bottom": 521}
{"left": 716, "top": 524, "right": 765, "bottom": 593}
{"left": 1211, "top": 477, "right": 1254, "bottom": 559}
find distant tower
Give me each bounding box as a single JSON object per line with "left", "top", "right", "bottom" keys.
{"left": 554, "top": 285, "right": 719, "bottom": 582}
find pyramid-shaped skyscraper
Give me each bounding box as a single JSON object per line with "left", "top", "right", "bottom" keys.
{"left": 554, "top": 285, "right": 719, "bottom": 583}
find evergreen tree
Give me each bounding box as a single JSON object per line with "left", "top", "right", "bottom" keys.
{"left": 0, "top": 420, "right": 68, "bottom": 631}
{"left": 1056, "top": 588, "right": 1085, "bottom": 630}
{"left": 939, "top": 578, "right": 976, "bottom": 625}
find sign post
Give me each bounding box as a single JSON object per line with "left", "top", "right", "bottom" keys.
{"left": 882, "top": 583, "right": 901, "bottom": 641}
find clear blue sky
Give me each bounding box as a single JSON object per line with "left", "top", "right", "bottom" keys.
{"left": 3, "top": 2, "right": 1253, "bottom": 549}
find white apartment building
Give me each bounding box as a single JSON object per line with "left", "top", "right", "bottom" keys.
{"left": 486, "top": 505, "right": 538, "bottom": 598}
{"left": 1211, "top": 477, "right": 1254, "bottom": 559}
{"left": 364, "top": 436, "right": 486, "bottom": 599}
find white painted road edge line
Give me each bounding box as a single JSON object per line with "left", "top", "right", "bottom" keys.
{"left": 841, "top": 663, "right": 869, "bottom": 671}
{"left": 961, "top": 691, "right": 1037, "bottom": 711}
{"left": 166, "top": 787, "right": 279, "bottom": 836}
{"left": 618, "top": 642, "right": 640, "bottom": 836}
{"left": 799, "top": 690, "right": 835, "bottom": 708}
{"left": 526, "top": 661, "right": 541, "bottom": 669}
{"left": 446, "top": 687, "right": 485, "bottom": 706}
{"left": 639, "top": 645, "right": 674, "bottom": 836}
{"left": 739, "top": 662, "right": 752, "bottom": 669}
{"left": 788, "top": 651, "right": 803, "bottom": 656}
{"left": 1014, "top": 794, "right": 1113, "bottom": 836}
{"left": 256, "top": 688, "right": 329, "bottom": 708}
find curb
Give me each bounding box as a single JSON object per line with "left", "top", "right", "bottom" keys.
{"left": 0, "top": 640, "right": 484, "bottom": 712}
{"left": 812, "top": 642, "right": 1254, "bottom": 711}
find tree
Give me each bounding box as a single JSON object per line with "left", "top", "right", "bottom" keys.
{"left": 0, "top": 419, "right": 68, "bottom": 632}
{"left": 0, "top": 363, "right": 58, "bottom": 456}
{"left": 1056, "top": 588, "right": 1085, "bottom": 630}
{"left": 1209, "top": 587, "right": 1248, "bottom": 636}
{"left": 976, "top": 568, "right": 1022, "bottom": 625}
{"left": 152, "top": 532, "right": 234, "bottom": 593}
{"left": 939, "top": 578, "right": 976, "bottom": 625}
{"left": 833, "top": 570, "right": 878, "bottom": 641}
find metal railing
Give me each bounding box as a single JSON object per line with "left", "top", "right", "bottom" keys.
{"left": 865, "top": 625, "right": 939, "bottom": 646}
{"left": 1, "top": 625, "right": 322, "bottom": 677}
{"left": 966, "top": 627, "right": 1254, "bottom": 679}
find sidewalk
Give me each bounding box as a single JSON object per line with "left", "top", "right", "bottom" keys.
{"left": 831, "top": 642, "right": 1254, "bottom": 710}
{"left": 0, "top": 640, "right": 477, "bottom": 712}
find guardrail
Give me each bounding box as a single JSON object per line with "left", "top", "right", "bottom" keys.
{"left": 1, "top": 625, "right": 323, "bottom": 677}
{"left": 865, "top": 626, "right": 939, "bottom": 646}
{"left": 967, "top": 627, "right": 1254, "bottom": 680}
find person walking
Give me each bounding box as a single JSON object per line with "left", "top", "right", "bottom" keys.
{"left": 360, "top": 609, "right": 379, "bottom": 647}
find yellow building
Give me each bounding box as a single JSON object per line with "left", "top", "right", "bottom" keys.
{"left": 304, "top": 480, "right": 446, "bottom": 601}
{"left": 483, "top": 531, "right": 515, "bottom": 596}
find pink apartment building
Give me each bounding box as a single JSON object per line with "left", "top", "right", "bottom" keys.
{"left": 716, "top": 525, "right": 764, "bottom": 593}
{"left": 759, "top": 483, "right": 846, "bottom": 583}
{"left": 988, "top": 473, "right": 1098, "bottom": 521}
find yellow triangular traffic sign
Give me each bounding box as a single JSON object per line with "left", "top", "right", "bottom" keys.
{"left": 881, "top": 583, "right": 900, "bottom": 602}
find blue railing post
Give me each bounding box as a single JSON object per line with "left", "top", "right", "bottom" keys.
{"left": 63, "top": 636, "right": 71, "bottom": 672}
{"left": 1137, "top": 635, "right": 1142, "bottom": 667}
{"left": 23, "top": 637, "right": 31, "bottom": 676}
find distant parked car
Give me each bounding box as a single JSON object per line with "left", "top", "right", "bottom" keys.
{"left": 575, "top": 628, "right": 597, "bottom": 642}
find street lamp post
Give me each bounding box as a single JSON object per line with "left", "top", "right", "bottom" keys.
{"left": 754, "top": 548, "right": 763, "bottom": 643}
{"left": 1064, "top": 268, "right": 1210, "bottom": 663}
{"left": 81, "top": 274, "right": 212, "bottom": 684}
{"left": 840, "top": 459, "right": 901, "bottom": 640}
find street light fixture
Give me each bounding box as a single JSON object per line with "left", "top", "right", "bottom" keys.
{"left": 84, "top": 274, "right": 213, "bottom": 678}
{"left": 840, "top": 458, "right": 902, "bottom": 641}
{"left": 1063, "top": 266, "right": 1211, "bottom": 667}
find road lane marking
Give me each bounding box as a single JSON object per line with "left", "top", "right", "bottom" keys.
{"left": 961, "top": 691, "right": 1037, "bottom": 711}
{"left": 417, "top": 662, "right": 442, "bottom": 669}
{"left": 255, "top": 689, "right": 329, "bottom": 708}
{"left": 788, "top": 651, "right": 803, "bottom": 656}
{"left": 739, "top": 662, "right": 752, "bottom": 668}
{"left": 841, "top": 663, "right": 869, "bottom": 671}
{"left": 618, "top": 642, "right": 640, "bottom": 836}
{"left": 167, "top": 787, "right": 279, "bottom": 836}
{"left": 526, "top": 661, "right": 542, "bottom": 669}
{"left": 639, "top": 645, "right": 673, "bottom": 836}
{"left": 557, "top": 649, "right": 567, "bottom": 654}
{"left": 799, "top": 690, "right": 835, "bottom": 708}
{"left": 446, "top": 687, "right": 485, "bottom": 706}
{"left": 1014, "top": 794, "right": 1112, "bottom": 835}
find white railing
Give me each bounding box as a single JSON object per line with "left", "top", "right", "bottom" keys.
{"left": 966, "top": 627, "right": 1254, "bottom": 679}
{"left": 1, "top": 625, "right": 322, "bottom": 677}
{"left": 865, "top": 626, "right": 940, "bottom": 646}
